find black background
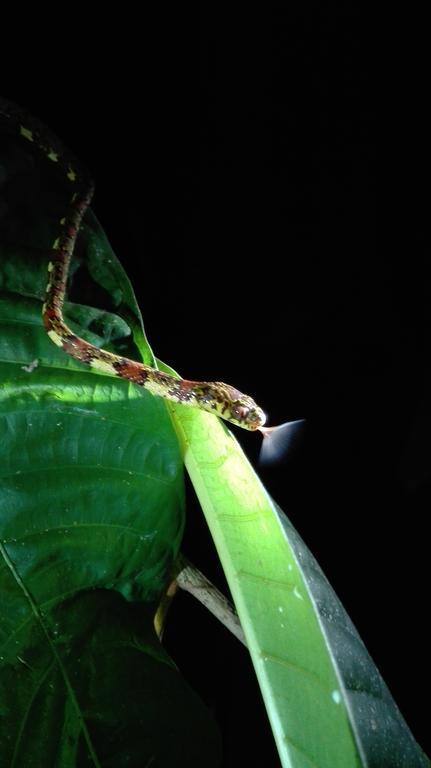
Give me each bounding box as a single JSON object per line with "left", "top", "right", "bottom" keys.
{"left": 3, "top": 6, "right": 428, "bottom": 765}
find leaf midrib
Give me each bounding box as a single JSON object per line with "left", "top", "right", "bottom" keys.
{"left": 0, "top": 540, "right": 101, "bottom": 767}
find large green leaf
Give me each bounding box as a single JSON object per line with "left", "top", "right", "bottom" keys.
{"left": 1, "top": 110, "right": 428, "bottom": 767}
{"left": 0, "top": 133, "right": 220, "bottom": 766}
{"left": 165, "top": 395, "right": 430, "bottom": 768}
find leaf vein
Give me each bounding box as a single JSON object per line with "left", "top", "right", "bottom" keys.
{"left": 0, "top": 541, "right": 101, "bottom": 767}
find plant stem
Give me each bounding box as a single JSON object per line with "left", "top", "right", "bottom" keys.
{"left": 175, "top": 555, "right": 246, "bottom": 646}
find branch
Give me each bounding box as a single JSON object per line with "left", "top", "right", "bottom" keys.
{"left": 174, "top": 554, "right": 246, "bottom": 646}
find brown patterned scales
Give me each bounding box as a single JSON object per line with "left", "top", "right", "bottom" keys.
{"left": 0, "top": 97, "right": 267, "bottom": 431}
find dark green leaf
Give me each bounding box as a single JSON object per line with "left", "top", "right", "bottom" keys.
{"left": 0, "top": 135, "right": 220, "bottom": 766}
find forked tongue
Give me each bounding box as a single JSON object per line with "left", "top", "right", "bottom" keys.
{"left": 258, "top": 419, "right": 305, "bottom": 465}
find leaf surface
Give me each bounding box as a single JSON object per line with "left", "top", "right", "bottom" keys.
{"left": 166, "top": 394, "right": 429, "bottom": 768}
{"left": 0, "top": 139, "right": 220, "bottom": 766}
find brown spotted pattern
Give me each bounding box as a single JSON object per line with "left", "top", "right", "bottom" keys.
{"left": 0, "top": 97, "right": 266, "bottom": 430}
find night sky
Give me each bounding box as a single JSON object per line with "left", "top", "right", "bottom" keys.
{"left": 3, "top": 6, "right": 428, "bottom": 765}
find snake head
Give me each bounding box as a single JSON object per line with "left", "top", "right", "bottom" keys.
{"left": 227, "top": 391, "right": 267, "bottom": 430}
{"left": 201, "top": 382, "right": 266, "bottom": 430}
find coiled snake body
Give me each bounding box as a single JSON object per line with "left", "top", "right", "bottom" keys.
{"left": 0, "top": 98, "right": 266, "bottom": 430}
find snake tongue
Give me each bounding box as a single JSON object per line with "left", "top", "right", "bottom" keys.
{"left": 258, "top": 419, "right": 305, "bottom": 466}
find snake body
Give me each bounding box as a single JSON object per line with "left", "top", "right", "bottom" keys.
{"left": 0, "top": 98, "right": 266, "bottom": 430}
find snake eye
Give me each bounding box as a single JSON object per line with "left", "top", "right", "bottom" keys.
{"left": 232, "top": 404, "right": 250, "bottom": 422}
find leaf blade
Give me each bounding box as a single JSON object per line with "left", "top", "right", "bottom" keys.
{"left": 166, "top": 396, "right": 429, "bottom": 768}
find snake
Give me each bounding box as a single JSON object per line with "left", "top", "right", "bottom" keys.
{"left": 0, "top": 97, "right": 266, "bottom": 431}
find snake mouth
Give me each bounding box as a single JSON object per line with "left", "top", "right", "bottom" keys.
{"left": 249, "top": 410, "right": 267, "bottom": 430}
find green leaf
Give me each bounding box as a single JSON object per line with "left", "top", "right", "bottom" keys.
{"left": 165, "top": 396, "right": 430, "bottom": 768}
{"left": 0, "top": 587, "right": 222, "bottom": 768}
{"left": 0, "top": 292, "right": 184, "bottom": 604}
{"left": 1, "top": 112, "right": 428, "bottom": 767}
{"left": 0, "top": 137, "right": 220, "bottom": 766}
